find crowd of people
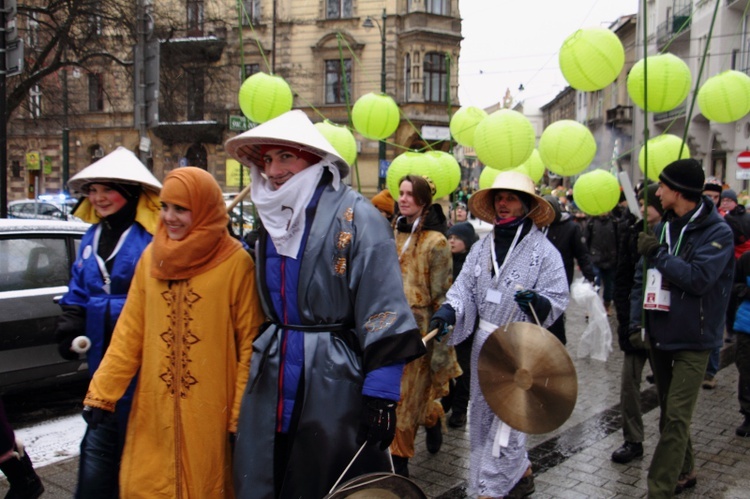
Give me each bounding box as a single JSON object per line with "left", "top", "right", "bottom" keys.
{"left": 1, "top": 112, "right": 749, "bottom": 498}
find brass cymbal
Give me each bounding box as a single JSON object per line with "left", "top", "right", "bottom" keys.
{"left": 478, "top": 322, "right": 577, "bottom": 434}
{"left": 323, "top": 473, "right": 427, "bottom": 499}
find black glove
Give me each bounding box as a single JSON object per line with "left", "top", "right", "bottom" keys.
{"left": 356, "top": 396, "right": 397, "bottom": 451}
{"left": 428, "top": 317, "right": 451, "bottom": 342}
{"left": 637, "top": 232, "right": 661, "bottom": 258}
{"left": 57, "top": 334, "right": 80, "bottom": 360}
{"left": 513, "top": 289, "right": 538, "bottom": 315}
{"left": 82, "top": 406, "right": 111, "bottom": 430}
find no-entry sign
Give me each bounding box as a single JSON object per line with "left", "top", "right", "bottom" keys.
{"left": 738, "top": 150, "right": 750, "bottom": 169}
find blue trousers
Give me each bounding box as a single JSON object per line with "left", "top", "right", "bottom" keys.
{"left": 76, "top": 401, "right": 130, "bottom": 499}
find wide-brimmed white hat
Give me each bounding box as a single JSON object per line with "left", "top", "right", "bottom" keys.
{"left": 469, "top": 170, "right": 555, "bottom": 227}
{"left": 68, "top": 147, "right": 162, "bottom": 194}
{"left": 224, "top": 110, "right": 350, "bottom": 179}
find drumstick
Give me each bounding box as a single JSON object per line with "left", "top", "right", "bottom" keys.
{"left": 423, "top": 328, "right": 439, "bottom": 344}
{"left": 226, "top": 183, "right": 253, "bottom": 213}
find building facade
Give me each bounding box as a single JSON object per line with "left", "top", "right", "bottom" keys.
{"left": 5, "top": 0, "right": 463, "bottom": 201}
{"left": 633, "top": 0, "right": 750, "bottom": 190}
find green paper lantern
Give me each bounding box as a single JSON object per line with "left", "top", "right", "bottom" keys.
{"left": 573, "top": 169, "right": 620, "bottom": 216}
{"left": 479, "top": 166, "right": 502, "bottom": 189}
{"left": 352, "top": 92, "right": 400, "bottom": 140}
{"left": 385, "top": 152, "right": 439, "bottom": 200}
{"left": 697, "top": 70, "right": 750, "bottom": 123}
{"left": 473, "top": 109, "right": 535, "bottom": 170}
{"left": 238, "top": 72, "right": 294, "bottom": 124}
{"left": 513, "top": 149, "right": 545, "bottom": 184}
{"left": 627, "top": 54, "right": 692, "bottom": 112}
{"left": 638, "top": 134, "right": 691, "bottom": 182}
{"left": 539, "top": 120, "right": 597, "bottom": 176}
{"left": 450, "top": 106, "right": 488, "bottom": 147}
{"left": 424, "top": 151, "right": 462, "bottom": 200}
{"left": 314, "top": 120, "right": 357, "bottom": 166}
{"left": 559, "top": 28, "right": 625, "bottom": 92}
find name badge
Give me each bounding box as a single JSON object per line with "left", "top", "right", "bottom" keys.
{"left": 644, "top": 268, "right": 670, "bottom": 311}
{"left": 485, "top": 288, "right": 503, "bottom": 304}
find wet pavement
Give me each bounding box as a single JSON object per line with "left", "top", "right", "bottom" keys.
{"left": 2, "top": 299, "right": 748, "bottom": 498}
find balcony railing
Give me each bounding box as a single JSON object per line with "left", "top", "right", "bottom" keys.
{"left": 653, "top": 104, "right": 686, "bottom": 123}
{"left": 606, "top": 105, "right": 633, "bottom": 126}
{"left": 656, "top": 4, "right": 692, "bottom": 48}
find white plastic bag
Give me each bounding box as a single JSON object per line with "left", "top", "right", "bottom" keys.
{"left": 569, "top": 278, "right": 613, "bottom": 361}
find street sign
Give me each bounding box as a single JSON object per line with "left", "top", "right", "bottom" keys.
{"left": 4, "top": 38, "right": 23, "bottom": 76}
{"left": 736, "top": 169, "right": 750, "bottom": 180}
{"left": 738, "top": 150, "right": 750, "bottom": 169}
{"left": 229, "top": 115, "right": 255, "bottom": 131}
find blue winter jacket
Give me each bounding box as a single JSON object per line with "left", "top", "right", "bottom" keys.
{"left": 630, "top": 197, "right": 734, "bottom": 351}
{"left": 60, "top": 223, "right": 152, "bottom": 381}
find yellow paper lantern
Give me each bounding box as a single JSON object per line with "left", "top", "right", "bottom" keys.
{"left": 539, "top": 120, "right": 597, "bottom": 176}
{"left": 559, "top": 28, "right": 625, "bottom": 92}
{"left": 697, "top": 70, "right": 750, "bottom": 123}
{"left": 514, "top": 149, "right": 545, "bottom": 184}
{"left": 424, "top": 151, "right": 462, "bottom": 200}
{"left": 352, "top": 92, "right": 400, "bottom": 140}
{"left": 385, "top": 152, "right": 439, "bottom": 200}
{"left": 314, "top": 120, "right": 357, "bottom": 166}
{"left": 638, "top": 134, "right": 691, "bottom": 182}
{"left": 473, "top": 110, "right": 535, "bottom": 170}
{"left": 627, "top": 54, "right": 692, "bottom": 112}
{"left": 573, "top": 169, "right": 621, "bottom": 216}
{"left": 450, "top": 106, "right": 488, "bottom": 147}
{"left": 479, "top": 166, "right": 502, "bottom": 189}
{"left": 238, "top": 72, "right": 294, "bottom": 124}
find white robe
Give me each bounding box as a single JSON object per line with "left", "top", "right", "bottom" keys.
{"left": 446, "top": 225, "right": 569, "bottom": 497}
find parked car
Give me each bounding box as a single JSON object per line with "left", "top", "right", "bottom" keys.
{"left": 8, "top": 198, "right": 82, "bottom": 222}
{"left": 0, "top": 219, "right": 90, "bottom": 393}
{"left": 224, "top": 194, "right": 255, "bottom": 235}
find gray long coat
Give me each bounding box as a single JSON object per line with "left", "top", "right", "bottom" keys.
{"left": 234, "top": 181, "right": 424, "bottom": 499}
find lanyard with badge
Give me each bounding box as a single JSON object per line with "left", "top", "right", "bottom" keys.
{"left": 92, "top": 225, "right": 132, "bottom": 294}
{"left": 484, "top": 225, "right": 523, "bottom": 305}
{"left": 643, "top": 204, "right": 703, "bottom": 311}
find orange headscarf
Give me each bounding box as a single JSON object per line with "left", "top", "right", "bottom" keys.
{"left": 151, "top": 167, "right": 242, "bottom": 280}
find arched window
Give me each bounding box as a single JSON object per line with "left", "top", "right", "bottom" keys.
{"left": 423, "top": 52, "right": 448, "bottom": 103}
{"left": 185, "top": 143, "right": 208, "bottom": 170}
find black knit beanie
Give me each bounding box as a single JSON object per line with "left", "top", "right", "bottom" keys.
{"left": 658, "top": 159, "right": 705, "bottom": 196}
{"left": 446, "top": 222, "right": 478, "bottom": 250}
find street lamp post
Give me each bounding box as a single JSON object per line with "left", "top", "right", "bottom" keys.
{"left": 363, "top": 9, "right": 387, "bottom": 191}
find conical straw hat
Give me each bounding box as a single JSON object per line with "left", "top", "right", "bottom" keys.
{"left": 68, "top": 146, "right": 161, "bottom": 194}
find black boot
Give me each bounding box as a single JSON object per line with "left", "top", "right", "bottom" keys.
{"left": 737, "top": 414, "right": 750, "bottom": 437}
{"left": 611, "top": 441, "right": 643, "bottom": 464}
{"left": 425, "top": 422, "right": 443, "bottom": 454}
{"left": 391, "top": 455, "right": 409, "bottom": 478}
{"left": 0, "top": 451, "right": 44, "bottom": 499}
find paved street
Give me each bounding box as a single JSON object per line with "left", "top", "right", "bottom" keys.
{"left": 3, "top": 301, "right": 748, "bottom": 498}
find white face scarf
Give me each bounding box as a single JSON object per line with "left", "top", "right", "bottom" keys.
{"left": 251, "top": 159, "right": 340, "bottom": 259}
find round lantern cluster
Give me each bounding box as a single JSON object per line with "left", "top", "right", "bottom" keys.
{"left": 573, "top": 169, "right": 621, "bottom": 216}
{"left": 238, "top": 72, "right": 294, "bottom": 124}
{"left": 450, "top": 106, "right": 488, "bottom": 147}
{"left": 473, "top": 110, "right": 536, "bottom": 170}
{"left": 697, "top": 70, "right": 750, "bottom": 123}
{"left": 314, "top": 120, "right": 358, "bottom": 166}
{"left": 638, "top": 134, "right": 691, "bottom": 182}
{"left": 386, "top": 151, "right": 460, "bottom": 201}
{"left": 559, "top": 27, "right": 625, "bottom": 92}
{"left": 627, "top": 54, "right": 692, "bottom": 113}
{"left": 352, "top": 93, "right": 400, "bottom": 141}
{"left": 539, "top": 120, "right": 597, "bottom": 176}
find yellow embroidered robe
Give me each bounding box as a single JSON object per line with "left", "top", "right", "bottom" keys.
{"left": 84, "top": 246, "right": 263, "bottom": 498}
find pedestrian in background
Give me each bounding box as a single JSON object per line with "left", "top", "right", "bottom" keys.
{"left": 225, "top": 110, "right": 425, "bottom": 498}
{"left": 370, "top": 188, "right": 395, "bottom": 222}
{"left": 611, "top": 183, "right": 663, "bottom": 465}
{"left": 440, "top": 221, "right": 479, "bottom": 429}
{"left": 631, "top": 159, "right": 734, "bottom": 497}
{"left": 390, "top": 174, "right": 460, "bottom": 477}
{"left": 55, "top": 147, "right": 161, "bottom": 499}
{"left": 542, "top": 194, "right": 596, "bottom": 344}
{"left": 430, "top": 171, "right": 569, "bottom": 498}
{"left": 585, "top": 211, "right": 619, "bottom": 315}
{"left": 731, "top": 250, "right": 750, "bottom": 437}
{"left": 0, "top": 399, "right": 44, "bottom": 498}
{"left": 82, "top": 167, "right": 264, "bottom": 497}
